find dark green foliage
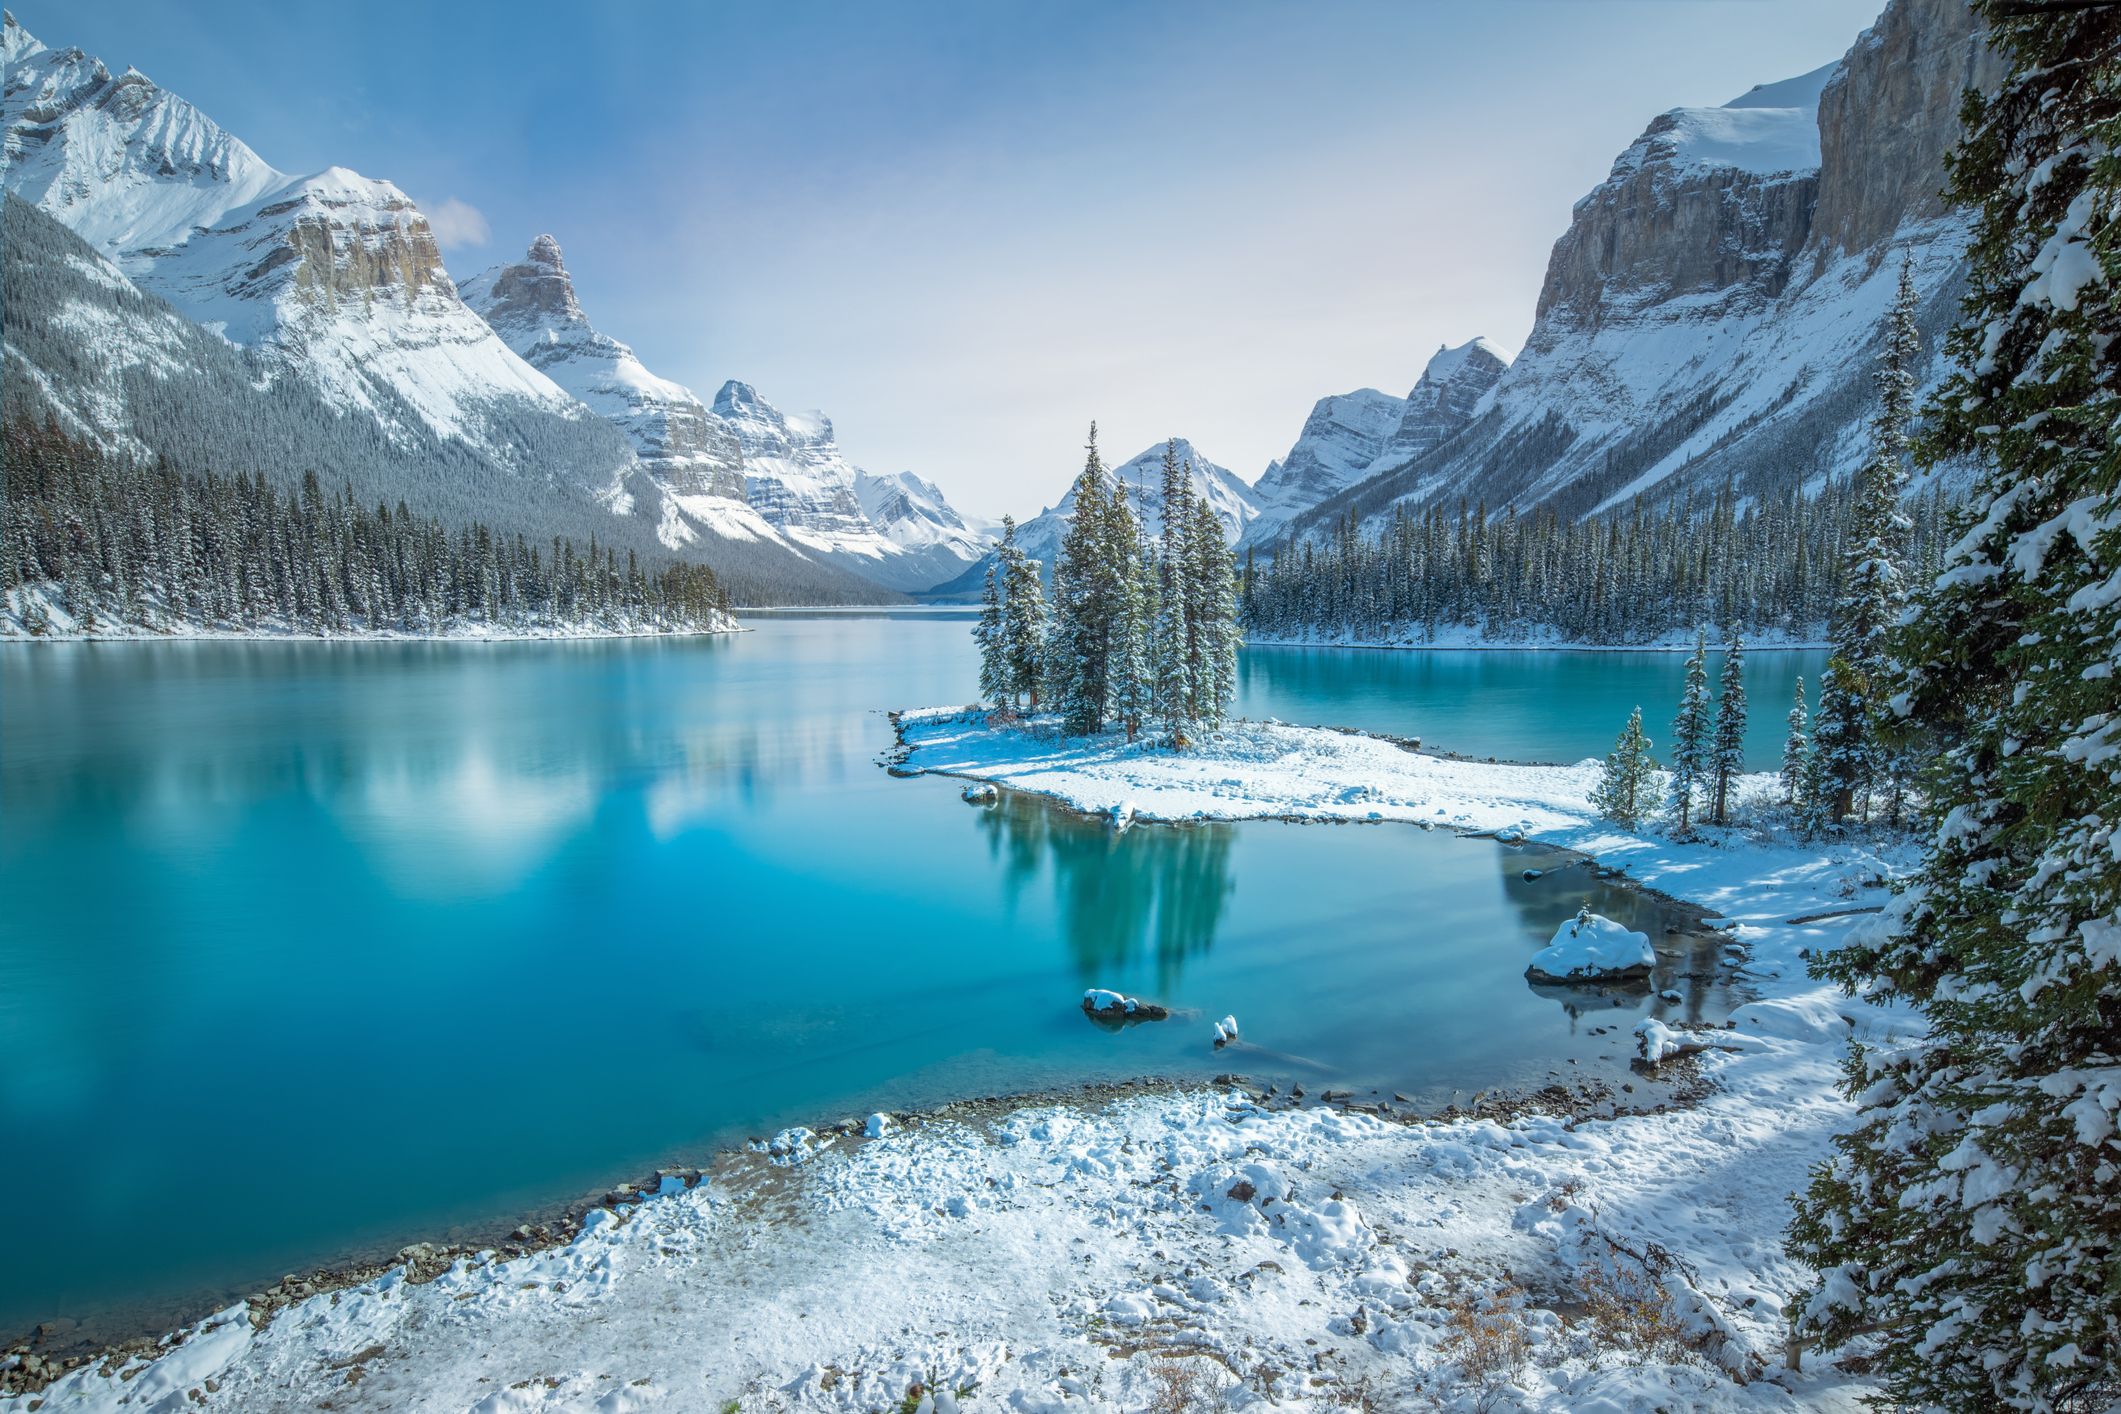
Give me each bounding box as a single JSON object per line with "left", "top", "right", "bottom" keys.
{"left": 2, "top": 418, "right": 731, "bottom": 636}
{"left": 1789, "top": 4, "right": 2121, "bottom": 1407}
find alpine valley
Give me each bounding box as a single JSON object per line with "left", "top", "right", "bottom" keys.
{"left": 0, "top": 9, "right": 997, "bottom": 610}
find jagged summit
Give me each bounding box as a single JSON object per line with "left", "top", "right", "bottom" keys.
{"left": 1244, "top": 338, "right": 1511, "bottom": 549}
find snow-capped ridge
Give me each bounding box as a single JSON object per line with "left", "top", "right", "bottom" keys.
{"left": 1272, "top": 0, "right": 2000, "bottom": 551}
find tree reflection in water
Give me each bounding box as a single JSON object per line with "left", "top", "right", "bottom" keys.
{"left": 976, "top": 790, "right": 1235, "bottom": 993}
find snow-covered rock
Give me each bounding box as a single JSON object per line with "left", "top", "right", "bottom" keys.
{"left": 1524, "top": 909, "right": 1656, "bottom": 984}
{"left": 1081, "top": 989, "right": 1168, "bottom": 1021}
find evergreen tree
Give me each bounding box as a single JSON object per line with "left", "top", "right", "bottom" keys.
{"left": 1781, "top": 675, "right": 1810, "bottom": 810}
{"left": 1709, "top": 631, "right": 1747, "bottom": 825}
{"left": 1590, "top": 706, "right": 1658, "bottom": 829}
{"left": 1107, "top": 493, "right": 1154, "bottom": 740}
{"left": 1790, "top": 6, "right": 2121, "bottom": 1405}
{"left": 996, "top": 515, "right": 1046, "bottom": 709}
{"left": 975, "top": 557, "right": 1007, "bottom": 707}
{"left": 1190, "top": 491, "right": 1241, "bottom": 732}
{"left": 1808, "top": 655, "right": 1869, "bottom": 829}
{"left": 1814, "top": 257, "right": 1923, "bottom": 823}
{"left": 1667, "top": 630, "right": 1712, "bottom": 834}
{"left": 1153, "top": 445, "right": 1194, "bottom": 746}
{"left": 1046, "top": 425, "right": 1118, "bottom": 734}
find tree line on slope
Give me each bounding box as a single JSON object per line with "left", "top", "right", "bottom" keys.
{"left": 1, "top": 418, "right": 733, "bottom": 638}
{"left": 1241, "top": 467, "right": 1956, "bottom": 647}
{"left": 1, "top": 193, "right": 893, "bottom": 609}
{"left": 976, "top": 432, "right": 1242, "bottom": 745}
{"left": 1591, "top": 260, "right": 1933, "bottom": 838}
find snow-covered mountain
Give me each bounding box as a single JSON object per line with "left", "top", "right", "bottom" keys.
{"left": 928, "top": 438, "right": 1258, "bottom": 599}
{"left": 1244, "top": 338, "right": 1512, "bottom": 548}
{"left": 459, "top": 238, "right": 992, "bottom": 590}
{"left": 457, "top": 235, "right": 802, "bottom": 560}
{"left": 853, "top": 470, "right": 997, "bottom": 591}
{"left": 1, "top": 13, "right": 629, "bottom": 494}
{"left": 1273, "top": 0, "right": 1999, "bottom": 549}
{"left": 0, "top": 10, "right": 981, "bottom": 603}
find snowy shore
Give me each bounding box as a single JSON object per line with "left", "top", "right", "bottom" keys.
{"left": 6, "top": 712, "right": 1910, "bottom": 1412}
{"left": 1246, "top": 627, "right": 1829, "bottom": 653}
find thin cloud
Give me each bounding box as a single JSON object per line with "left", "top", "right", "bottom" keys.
{"left": 423, "top": 197, "right": 490, "bottom": 250}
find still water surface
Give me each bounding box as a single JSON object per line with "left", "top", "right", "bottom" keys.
{"left": 0, "top": 617, "right": 1819, "bottom": 1340}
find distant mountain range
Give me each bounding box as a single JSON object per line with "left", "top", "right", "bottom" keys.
{"left": 3, "top": 0, "right": 1994, "bottom": 606}
{"left": 0, "top": 10, "right": 992, "bottom": 604}
{"left": 1258, "top": 0, "right": 1998, "bottom": 551}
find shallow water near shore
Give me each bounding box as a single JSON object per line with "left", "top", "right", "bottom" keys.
{"left": 0, "top": 616, "right": 1782, "bottom": 1345}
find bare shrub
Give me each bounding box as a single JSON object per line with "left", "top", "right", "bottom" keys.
{"left": 1146, "top": 1357, "right": 1225, "bottom": 1413}
{"left": 1441, "top": 1283, "right": 1531, "bottom": 1384}
{"left": 1575, "top": 1241, "right": 1693, "bottom": 1363}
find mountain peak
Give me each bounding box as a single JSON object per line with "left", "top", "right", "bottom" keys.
{"left": 2, "top": 10, "right": 44, "bottom": 63}
{"left": 526, "top": 233, "right": 565, "bottom": 270}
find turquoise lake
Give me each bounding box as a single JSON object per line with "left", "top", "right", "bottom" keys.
{"left": 0, "top": 617, "right": 1824, "bottom": 1343}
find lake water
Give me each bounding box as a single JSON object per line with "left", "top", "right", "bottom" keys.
{"left": 0, "top": 618, "right": 1821, "bottom": 1344}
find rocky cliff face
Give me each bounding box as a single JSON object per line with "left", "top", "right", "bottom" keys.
{"left": 1811, "top": 0, "right": 2002, "bottom": 257}
{"left": 462, "top": 236, "right": 748, "bottom": 505}
{"left": 1383, "top": 339, "right": 1513, "bottom": 466}
{"left": 1277, "top": 0, "right": 1995, "bottom": 548}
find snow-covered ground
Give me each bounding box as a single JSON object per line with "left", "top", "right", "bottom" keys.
{"left": 5, "top": 712, "right": 1911, "bottom": 1412}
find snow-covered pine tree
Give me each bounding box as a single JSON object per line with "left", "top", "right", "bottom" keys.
{"left": 1808, "top": 655, "right": 1868, "bottom": 830}
{"left": 1192, "top": 492, "right": 1241, "bottom": 732}
{"left": 1046, "top": 425, "right": 1117, "bottom": 734}
{"left": 1710, "top": 631, "right": 1747, "bottom": 825}
{"left": 996, "top": 516, "right": 1047, "bottom": 709}
{"left": 975, "top": 556, "right": 1006, "bottom": 707}
{"left": 1590, "top": 706, "right": 1657, "bottom": 829}
{"left": 1814, "top": 257, "right": 1923, "bottom": 822}
{"left": 1789, "top": 4, "right": 2121, "bottom": 1406}
{"left": 1106, "top": 491, "right": 1154, "bottom": 741}
{"left": 1153, "top": 442, "right": 1193, "bottom": 746}
{"left": 1781, "top": 675, "right": 1809, "bottom": 810}
{"left": 1667, "top": 630, "right": 1712, "bottom": 834}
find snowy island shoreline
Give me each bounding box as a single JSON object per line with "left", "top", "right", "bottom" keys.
{"left": 5, "top": 711, "right": 1910, "bottom": 1412}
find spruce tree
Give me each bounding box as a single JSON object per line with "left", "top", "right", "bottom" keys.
{"left": 1153, "top": 442, "right": 1194, "bottom": 745}
{"left": 1590, "top": 707, "right": 1657, "bottom": 829}
{"left": 1790, "top": 5, "right": 2121, "bottom": 1406}
{"left": 1667, "top": 630, "right": 1712, "bottom": 834}
{"left": 1192, "top": 492, "right": 1241, "bottom": 732}
{"left": 1106, "top": 492, "right": 1154, "bottom": 740}
{"left": 1808, "top": 654, "right": 1869, "bottom": 828}
{"left": 1046, "top": 425, "right": 1116, "bottom": 734}
{"left": 1709, "top": 631, "right": 1747, "bottom": 826}
{"left": 975, "top": 556, "right": 1006, "bottom": 707}
{"left": 997, "top": 516, "right": 1046, "bottom": 710}
{"left": 1781, "top": 675, "right": 1810, "bottom": 810}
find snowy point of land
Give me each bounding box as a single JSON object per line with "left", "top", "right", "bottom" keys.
{"left": 10, "top": 710, "right": 1914, "bottom": 1413}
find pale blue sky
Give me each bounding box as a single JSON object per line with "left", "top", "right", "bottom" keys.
{"left": 50, "top": 1, "right": 1882, "bottom": 517}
